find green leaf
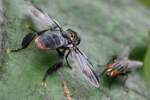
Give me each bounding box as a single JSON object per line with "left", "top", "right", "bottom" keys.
{"left": 0, "top": 0, "right": 150, "bottom": 100}
{"left": 144, "top": 32, "right": 150, "bottom": 86}
{"left": 138, "top": 0, "right": 150, "bottom": 7}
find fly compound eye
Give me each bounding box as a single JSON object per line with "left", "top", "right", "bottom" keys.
{"left": 70, "top": 32, "right": 75, "bottom": 40}
{"left": 66, "top": 28, "right": 79, "bottom": 43}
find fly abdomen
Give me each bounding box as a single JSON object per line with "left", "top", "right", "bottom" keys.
{"left": 35, "top": 31, "right": 68, "bottom": 49}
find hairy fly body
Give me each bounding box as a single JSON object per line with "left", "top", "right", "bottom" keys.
{"left": 100, "top": 47, "right": 143, "bottom": 87}
{"left": 9, "top": 5, "right": 100, "bottom": 87}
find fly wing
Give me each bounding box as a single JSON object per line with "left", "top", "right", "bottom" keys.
{"left": 111, "top": 60, "right": 143, "bottom": 73}
{"left": 71, "top": 50, "right": 100, "bottom": 87}
{"left": 27, "top": 5, "right": 61, "bottom": 31}
{"left": 127, "top": 60, "right": 143, "bottom": 71}
{"left": 116, "top": 47, "right": 130, "bottom": 61}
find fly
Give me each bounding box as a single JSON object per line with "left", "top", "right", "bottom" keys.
{"left": 100, "top": 47, "right": 143, "bottom": 87}
{"left": 8, "top": 5, "right": 100, "bottom": 87}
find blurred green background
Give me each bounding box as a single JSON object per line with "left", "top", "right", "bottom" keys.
{"left": 0, "top": 0, "right": 150, "bottom": 100}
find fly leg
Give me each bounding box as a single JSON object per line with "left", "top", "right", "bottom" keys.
{"left": 42, "top": 59, "right": 64, "bottom": 86}
{"left": 119, "top": 73, "right": 130, "bottom": 93}
{"left": 42, "top": 49, "right": 66, "bottom": 86}
{"left": 107, "top": 77, "right": 116, "bottom": 89}
{"left": 99, "top": 68, "right": 107, "bottom": 77}
{"left": 8, "top": 27, "right": 50, "bottom": 52}
{"left": 9, "top": 32, "right": 36, "bottom": 52}
{"left": 65, "top": 50, "right": 72, "bottom": 69}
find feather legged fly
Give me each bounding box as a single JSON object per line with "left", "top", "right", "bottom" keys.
{"left": 9, "top": 5, "right": 100, "bottom": 87}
